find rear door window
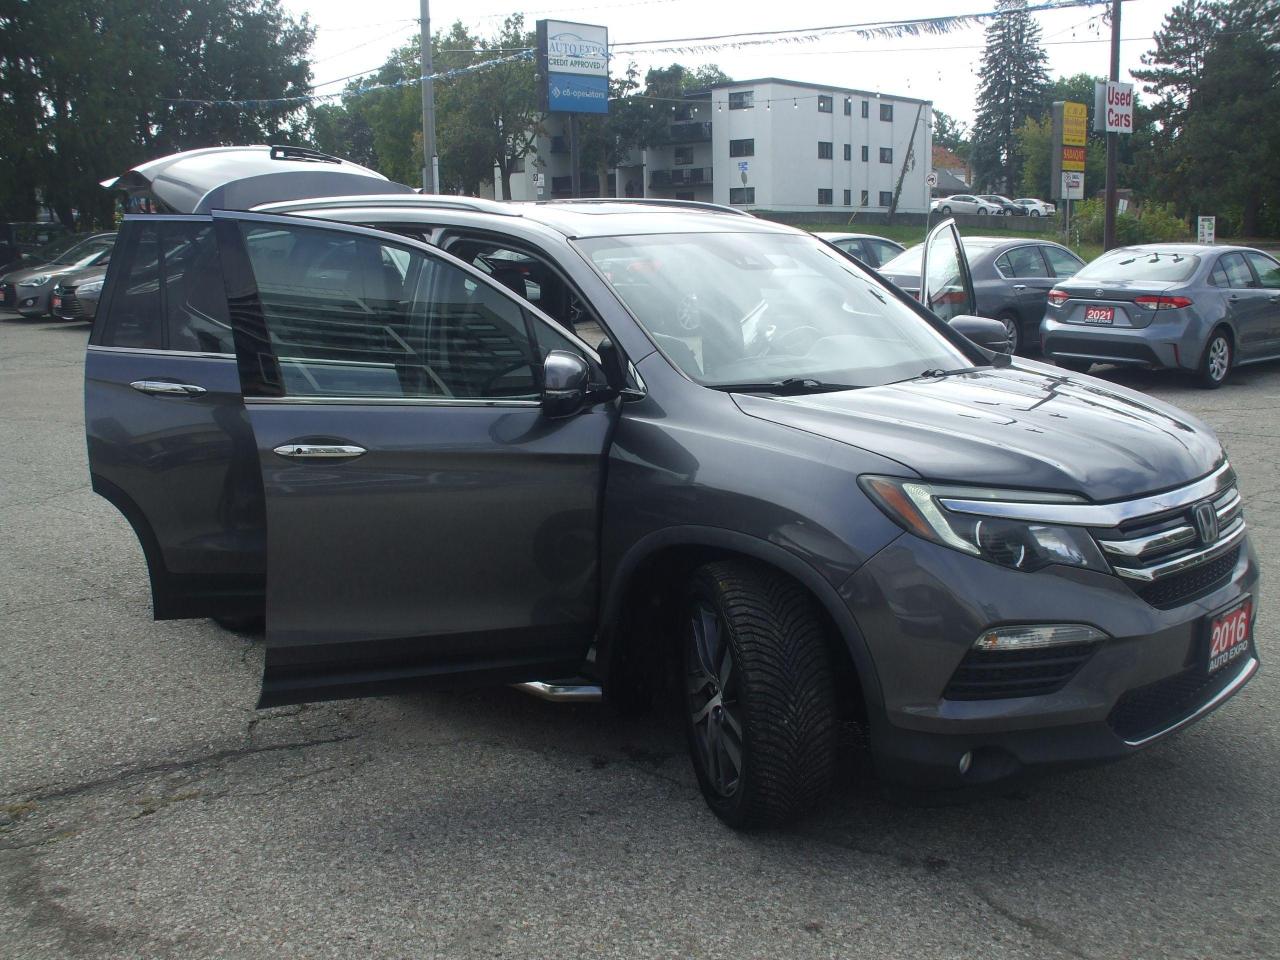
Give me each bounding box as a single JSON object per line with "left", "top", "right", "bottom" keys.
{"left": 1041, "top": 245, "right": 1083, "bottom": 278}
{"left": 1244, "top": 252, "right": 1280, "bottom": 289}
{"left": 1004, "top": 245, "right": 1050, "bottom": 278}
{"left": 97, "top": 225, "right": 162, "bottom": 349}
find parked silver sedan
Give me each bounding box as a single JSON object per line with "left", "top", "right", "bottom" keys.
{"left": 814, "top": 232, "right": 905, "bottom": 268}
{"left": 929, "top": 195, "right": 993, "bottom": 216}
{"left": 1041, "top": 243, "right": 1280, "bottom": 388}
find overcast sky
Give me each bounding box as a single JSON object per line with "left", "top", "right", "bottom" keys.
{"left": 284, "top": 0, "right": 1179, "bottom": 126}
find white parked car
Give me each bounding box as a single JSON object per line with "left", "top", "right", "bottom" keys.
{"left": 929, "top": 194, "right": 992, "bottom": 216}
{"left": 1015, "top": 198, "right": 1056, "bottom": 217}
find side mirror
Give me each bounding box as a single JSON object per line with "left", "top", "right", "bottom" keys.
{"left": 541, "top": 349, "right": 591, "bottom": 419}
{"left": 949, "top": 314, "right": 1013, "bottom": 355}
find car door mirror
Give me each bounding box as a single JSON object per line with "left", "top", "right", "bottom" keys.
{"left": 949, "top": 314, "right": 1013, "bottom": 356}
{"left": 541, "top": 349, "right": 591, "bottom": 419}
{"left": 920, "top": 218, "right": 976, "bottom": 321}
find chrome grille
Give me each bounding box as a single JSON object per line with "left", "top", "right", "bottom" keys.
{"left": 1095, "top": 484, "right": 1244, "bottom": 607}
{"left": 52, "top": 285, "right": 86, "bottom": 319}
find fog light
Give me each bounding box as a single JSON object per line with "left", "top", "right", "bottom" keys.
{"left": 958, "top": 751, "right": 973, "bottom": 775}
{"left": 973, "top": 623, "right": 1106, "bottom": 652}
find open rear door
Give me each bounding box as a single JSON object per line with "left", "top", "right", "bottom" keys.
{"left": 212, "top": 211, "right": 614, "bottom": 707}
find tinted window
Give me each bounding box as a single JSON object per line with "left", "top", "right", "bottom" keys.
{"left": 236, "top": 222, "right": 536, "bottom": 401}
{"left": 1004, "top": 246, "right": 1050, "bottom": 278}
{"left": 99, "top": 226, "right": 161, "bottom": 349}
{"left": 818, "top": 141, "right": 833, "bottom": 159}
{"left": 867, "top": 240, "right": 901, "bottom": 266}
{"left": 1216, "top": 253, "right": 1253, "bottom": 289}
{"left": 163, "top": 223, "right": 233, "bottom": 353}
{"left": 728, "top": 139, "right": 754, "bottom": 157}
{"left": 1042, "top": 245, "right": 1084, "bottom": 278}
{"left": 1244, "top": 252, "right": 1280, "bottom": 289}
{"left": 1075, "top": 250, "right": 1201, "bottom": 283}
{"left": 51, "top": 236, "right": 114, "bottom": 266}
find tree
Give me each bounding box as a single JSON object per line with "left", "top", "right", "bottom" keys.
{"left": 970, "top": 0, "right": 1050, "bottom": 192}
{"left": 1133, "top": 0, "right": 1280, "bottom": 234}
{"left": 932, "top": 110, "right": 969, "bottom": 157}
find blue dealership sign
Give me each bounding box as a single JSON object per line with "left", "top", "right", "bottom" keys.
{"left": 547, "top": 72, "right": 609, "bottom": 114}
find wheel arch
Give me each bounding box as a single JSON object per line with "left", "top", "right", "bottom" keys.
{"left": 89, "top": 472, "right": 179, "bottom": 620}
{"left": 598, "top": 526, "right": 883, "bottom": 712}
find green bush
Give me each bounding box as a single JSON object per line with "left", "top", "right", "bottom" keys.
{"left": 1072, "top": 198, "right": 1191, "bottom": 245}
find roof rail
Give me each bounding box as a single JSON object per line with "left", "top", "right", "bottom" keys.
{"left": 257, "top": 194, "right": 524, "bottom": 216}
{"left": 536, "top": 198, "right": 755, "bottom": 218}
{"left": 268, "top": 145, "right": 343, "bottom": 165}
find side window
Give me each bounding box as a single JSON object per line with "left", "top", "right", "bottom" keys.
{"left": 1005, "top": 246, "right": 1050, "bottom": 278}
{"left": 1244, "top": 252, "right": 1280, "bottom": 289}
{"left": 237, "top": 222, "right": 537, "bottom": 401}
{"left": 994, "top": 253, "right": 1014, "bottom": 277}
{"left": 1218, "top": 253, "right": 1254, "bottom": 289}
{"left": 1210, "top": 262, "right": 1231, "bottom": 287}
{"left": 163, "top": 222, "right": 234, "bottom": 353}
{"left": 98, "top": 225, "right": 162, "bottom": 349}
{"left": 1042, "top": 245, "right": 1084, "bottom": 279}
{"left": 869, "top": 240, "right": 901, "bottom": 265}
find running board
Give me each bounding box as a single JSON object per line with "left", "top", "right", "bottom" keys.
{"left": 511, "top": 680, "right": 603, "bottom": 703}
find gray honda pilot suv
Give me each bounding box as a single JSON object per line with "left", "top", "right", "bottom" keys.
{"left": 86, "top": 148, "right": 1260, "bottom": 827}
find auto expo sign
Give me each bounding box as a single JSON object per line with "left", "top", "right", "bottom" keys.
{"left": 537, "top": 20, "right": 609, "bottom": 115}
{"left": 1104, "top": 81, "right": 1134, "bottom": 133}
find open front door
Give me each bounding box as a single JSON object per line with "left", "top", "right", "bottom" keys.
{"left": 919, "top": 218, "right": 976, "bottom": 321}
{"left": 212, "top": 211, "right": 614, "bottom": 707}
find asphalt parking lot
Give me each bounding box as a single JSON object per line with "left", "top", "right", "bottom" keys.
{"left": 2, "top": 311, "right": 1277, "bottom": 960}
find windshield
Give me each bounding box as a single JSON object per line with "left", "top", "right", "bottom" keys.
{"left": 31, "top": 234, "right": 84, "bottom": 263}
{"left": 1074, "top": 249, "right": 1201, "bottom": 283}
{"left": 577, "top": 232, "right": 969, "bottom": 388}
{"left": 879, "top": 238, "right": 997, "bottom": 277}
{"left": 51, "top": 237, "right": 113, "bottom": 266}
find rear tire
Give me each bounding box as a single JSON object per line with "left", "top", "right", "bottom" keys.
{"left": 1030, "top": 209, "right": 1042, "bottom": 217}
{"left": 1056, "top": 359, "right": 1093, "bottom": 374}
{"left": 978, "top": 207, "right": 989, "bottom": 216}
{"left": 1197, "top": 329, "right": 1232, "bottom": 389}
{"left": 680, "top": 561, "right": 838, "bottom": 829}
{"left": 213, "top": 614, "right": 265, "bottom": 635}
{"left": 940, "top": 205, "right": 952, "bottom": 215}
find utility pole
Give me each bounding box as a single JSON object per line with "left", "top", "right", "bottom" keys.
{"left": 1103, "top": 0, "right": 1120, "bottom": 249}
{"left": 419, "top": 0, "right": 437, "bottom": 193}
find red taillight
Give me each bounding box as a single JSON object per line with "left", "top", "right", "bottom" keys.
{"left": 1047, "top": 289, "right": 1068, "bottom": 307}
{"left": 1133, "top": 295, "right": 1193, "bottom": 310}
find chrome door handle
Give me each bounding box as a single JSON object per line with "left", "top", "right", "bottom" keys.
{"left": 1012, "top": 284, "right": 1027, "bottom": 291}
{"left": 272, "top": 443, "right": 367, "bottom": 459}
{"left": 130, "top": 380, "right": 207, "bottom": 396}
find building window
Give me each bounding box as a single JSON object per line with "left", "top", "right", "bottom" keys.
{"left": 843, "top": 189, "right": 852, "bottom": 206}
{"left": 880, "top": 147, "right": 893, "bottom": 164}
{"left": 861, "top": 100, "right": 869, "bottom": 118}
{"left": 860, "top": 190, "right": 869, "bottom": 206}
{"left": 818, "top": 95, "right": 833, "bottom": 113}
{"left": 674, "top": 146, "right": 693, "bottom": 165}
{"left": 843, "top": 144, "right": 851, "bottom": 161}
{"left": 818, "top": 141, "right": 833, "bottom": 159}
{"left": 844, "top": 97, "right": 852, "bottom": 116}
{"left": 861, "top": 145, "right": 869, "bottom": 162}
{"left": 728, "top": 91, "right": 753, "bottom": 110}
{"left": 729, "top": 187, "right": 755, "bottom": 205}
{"left": 512, "top": 157, "right": 525, "bottom": 173}
{"left": 879, "top": 190, "right": 894, "bottom": 206}
{"left": 728, "top": 138, "right": 754, "bottom": 157}
{"left": 818, "top": 189, "right": 833, "bottom": 205}
{"left": 880, "top": 103, "right": 894, "bottom": 122}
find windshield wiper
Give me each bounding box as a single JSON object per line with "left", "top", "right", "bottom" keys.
{"left": 710, "top": 377, "right": 858, "bottom": 395}
{"left": 919, "top": 366, "right": 980, "bottom": 378}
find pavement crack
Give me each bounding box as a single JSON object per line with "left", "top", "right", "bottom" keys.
{"left": 966, "top": 882, "right": 1100, "bottom": 960}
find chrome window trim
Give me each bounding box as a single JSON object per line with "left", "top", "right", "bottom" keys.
{"left": 88, "top": 345, "right": 235, "bottom": 360}
{"left": 245, "top": 396, "right": 540, "bottom": 408}
{"left": 938, "top": 462, "right": 1235, "bottom": 526}
{"left": 1121, "top": 657, "right": 1258, "bottom": 747}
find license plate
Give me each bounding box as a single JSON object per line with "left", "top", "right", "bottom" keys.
{"left": 1207, "top": 598, "right": 1252, "bottom": 674}
{"left": 1082, "top": 305, "right": 1114, "bottom": 324}
{"left": 51, "top": 295, "right": 61, "bottom": 311}
{"left": 0, "top": 290, "right": 6, "bottom": 304}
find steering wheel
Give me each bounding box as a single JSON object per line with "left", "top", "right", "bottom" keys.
{"left": 676, "top": 293, "right": 702, "bottom": 332}
{"left": 765, "top": 324, "right": 824, "bottom": 355}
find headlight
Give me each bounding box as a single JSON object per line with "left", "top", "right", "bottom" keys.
{"left": 19, "top": 275, "right": 52, "bottom": 287}
{"left": 860, "top": 476, "right": 1109, "bottom": 573}
{"left": 77, "top": 278, "right": 104, "bottom": 295}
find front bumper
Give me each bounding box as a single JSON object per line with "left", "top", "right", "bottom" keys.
{"left": 841, "top": 533, "right": 1261, "bottom": 786}
{"left": 1041, "top": 312, "right": 1206, "bottom": 371}
{"left": 15, "top": 286, "right": 52, "bottom": 316}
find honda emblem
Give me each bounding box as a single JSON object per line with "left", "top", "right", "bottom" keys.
{"left": 1192, "top": 501, "right": 1219, "bottom": 545}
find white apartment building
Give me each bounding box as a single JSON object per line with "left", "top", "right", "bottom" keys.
{"left": 500, "top": 77, "right": 932, "bottom": 215}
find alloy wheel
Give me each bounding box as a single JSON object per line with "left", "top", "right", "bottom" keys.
{"left": 685, "top": 600, "right": 744, "bottom": 798}
{"left": 999, "top": 315, "right": 1020, "bottom": 354}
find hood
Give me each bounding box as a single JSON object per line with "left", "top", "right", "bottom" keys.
{"left": 2, "top": 262, "right": 83, "bottom": 285}
{"left": 55, "top": 264, "right": 108, "bottom": 287}
{"left": 732, "top": 362, "right": 1223, "bottom": 501}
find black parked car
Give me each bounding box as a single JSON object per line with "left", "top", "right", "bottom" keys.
{"left": 977, "top": 194, "right": 1027, "bottom": 216}
{"left": 86, "top": 147, "right": 1259, "bottom": 827}
{"left": 880, "top": 237, "right": 1085, "bottom": 353}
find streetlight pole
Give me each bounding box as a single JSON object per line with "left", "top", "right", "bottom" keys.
{"left": 419, "top": 0, "right": 437, "bottom": 193}
{"left": 1103, "top": 0, "right": 1121, "bottom": 250}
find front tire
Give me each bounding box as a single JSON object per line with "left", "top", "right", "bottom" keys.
{"left": 940, "top": 205, "right": 952, "bottom": 215}
{"left": 1030, "top": 209, "right": 1042, "bottom": 217}
{"left": 1197, "top": 329, "right": 1232, "bottom": 389}
{"left": 1056, "top": 358, "right": 1093, "bottom": 374}
{"left": 681, "top": 561, "right": 838, "bottom": 829}
{"left": 977, "top": 207, "right": 989, "bottom": 216}
{"left": 996, "top": 312, "right": 1021, "bottom": 355}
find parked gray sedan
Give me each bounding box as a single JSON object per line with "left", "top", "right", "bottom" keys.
{"left": 880, "top": 236, "right": 1085, "bottom": 353}
{"left": 814, "top": 232, "right": 906, "bottom": 268}
{"left": 1041, "top": 244, "right": 1280, "bottom": 388}
{"left": 1, "top": 232, "right": 116, "bottom": 316}
{"left": 51, "top": 264, "right": 109, "bottom": 321}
